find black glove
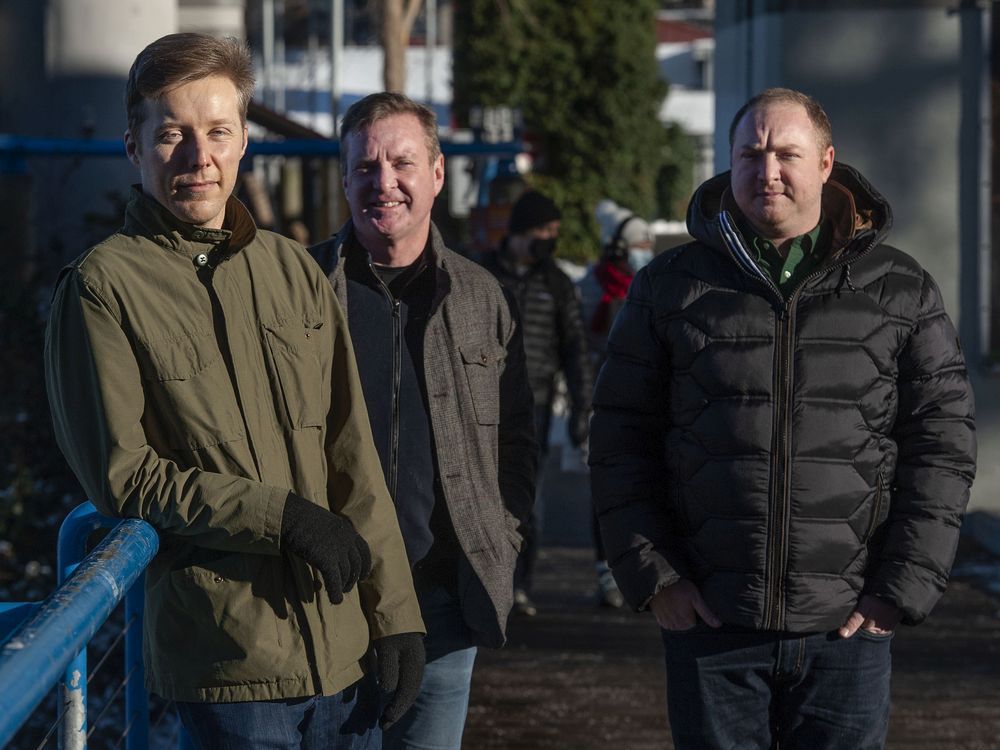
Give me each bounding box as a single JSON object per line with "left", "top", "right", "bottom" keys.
{"left": 373, "top": 632, "right": 426, "bottom": 729}
{"left": 567, "top": 408, "right": 590, "bottom": 447}
{"left": 279, "top": 493, "right": 372, "bottom": 604}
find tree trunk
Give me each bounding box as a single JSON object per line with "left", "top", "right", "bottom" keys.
{"left": 380, "top": 0, "right": 423, "bottom": 92}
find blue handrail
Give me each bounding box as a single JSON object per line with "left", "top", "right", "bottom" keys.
{"left": 0, "top": 503, "right": 158, "bottom": 748}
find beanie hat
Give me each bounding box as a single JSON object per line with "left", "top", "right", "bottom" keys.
{"left": 508, "top": 191, "right": 561, "bottom": 234}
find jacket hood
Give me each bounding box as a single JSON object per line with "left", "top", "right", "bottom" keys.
{"left": 686, "top": 161, "right": 893, "bottom": 264}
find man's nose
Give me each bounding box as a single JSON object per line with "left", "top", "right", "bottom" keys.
{"left": 760, "top": 153, "right": 779, "bottom": 183}
{"left": 186, "top": 134, "right": 211, "bottom": 169}
{"left": 374, "top": 164, "right": 397, "bottom": 192}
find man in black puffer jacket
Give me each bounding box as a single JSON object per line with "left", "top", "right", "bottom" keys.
{"left": 483, "top": 191, "right": 593, "bottom": 615}
{"left": 589, "top": 88, "right": 976, "bottom": 750}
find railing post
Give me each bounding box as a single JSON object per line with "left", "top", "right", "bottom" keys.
{"left": 57, "top": 502, "right": 106, "bottom": 750}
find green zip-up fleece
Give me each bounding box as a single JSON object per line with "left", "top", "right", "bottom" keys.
{"left": 45, "top": 188, "right": 423, "bottom": 702}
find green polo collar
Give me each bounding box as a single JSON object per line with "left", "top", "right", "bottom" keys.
{"left": 745, "top": 219, "right": 827, "bottom": 296}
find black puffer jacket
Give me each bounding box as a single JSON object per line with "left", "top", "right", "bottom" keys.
{"left": 589, "top": 163, "right": 976, "bottom": 632}
{"left": 482, "top": 253, "right": 592, "bottom": 418}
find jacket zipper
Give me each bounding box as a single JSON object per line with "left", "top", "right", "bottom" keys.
{"left": 390, "top": 297, "right": 401, "bottom": 498}
{"left": 373, "top": 269, "right": 402, "bottom": 499}
{"left": 764, "top": 304, "right": 794, "bottom": 630}
{"left": 863, "top": 467, "right": 886, "bottom": 543}
{"left": 717, "top": 219, "right": 881, "bottom": 630}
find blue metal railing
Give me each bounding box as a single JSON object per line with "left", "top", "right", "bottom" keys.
{"left": 0, "top": 503, "right": 159, "bottom": 749}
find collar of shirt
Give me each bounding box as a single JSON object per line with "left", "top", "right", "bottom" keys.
{"left": 744, "top": 218, "right": 827, "bottom": 292}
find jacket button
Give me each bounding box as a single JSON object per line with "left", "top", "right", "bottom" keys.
{"left": 194, "top": 253, "right": 209, "bottom": 267}
{"left": 480, "top": 353, "right": 488, "bottom": 363}
{"left": 193, "top": 230, "right": 205, "bottom": 240}
{"left": 213, "top": 575, "right": 224, "bottom": 583}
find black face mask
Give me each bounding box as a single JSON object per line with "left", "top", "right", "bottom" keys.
{"left": 529, "top": 237, "right": 557, "bottom": 260}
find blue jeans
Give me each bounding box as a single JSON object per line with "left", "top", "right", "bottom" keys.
{"left": 382, "top": 586, "right": 478, "bottom": 750}
{"left": 661, "top": 626, "right": 893, "bottom": 750}
{"left": 176, "top": 678, "right": 380, "bottom": 749}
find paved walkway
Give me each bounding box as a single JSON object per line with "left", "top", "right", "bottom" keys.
{"left": 464, "top": 542, "right": 1000, "bottom": 749}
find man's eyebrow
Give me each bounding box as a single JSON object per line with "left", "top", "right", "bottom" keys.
{"left": 352, "top": 149, "right": 418, "bottom": 164}
{"left": 154, "top": 116, "right": 239, "bottom": 129}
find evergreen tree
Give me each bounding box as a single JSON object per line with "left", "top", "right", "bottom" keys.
{"left": 454, "top": 0, "right": 673, "bottom": 261}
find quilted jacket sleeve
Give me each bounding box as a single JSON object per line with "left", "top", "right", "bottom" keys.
{"left": 588, "top": 267, "right": 690, "bottom": 611}
{"left": 551, "top": 270, "right": 594, "bottom": 419}
{"left": 864, "top": 270, "right": 977, "bottom": 625}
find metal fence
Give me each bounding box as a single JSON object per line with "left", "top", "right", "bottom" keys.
{"left": 0, "top": 503, "right": 162, "bottom": 749}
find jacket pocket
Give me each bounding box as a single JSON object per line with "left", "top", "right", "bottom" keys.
{"left": 263, "top": 321, "right": 325, "bottom": 430}
{"left": 137, "top": 330, "right": 244, "bottom": 450}
{"left": 165, "top": 553, "right": 285, "bottom": 673}
{"left": 863, "top": 467, "right": 889, "bottom": 544}
{"left": 459, "top": 343, "right": 503, "bottom": 425}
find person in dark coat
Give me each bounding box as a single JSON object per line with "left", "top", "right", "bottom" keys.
{"left": 589, "top": 88, "right": 977, "bottom": 749}
{"left": 482, "top": 190, "right": 593, "bottom": 616}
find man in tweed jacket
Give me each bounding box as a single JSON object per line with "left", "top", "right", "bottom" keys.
{"left": 310, "top": 92, "right": 537, "bottom": 750}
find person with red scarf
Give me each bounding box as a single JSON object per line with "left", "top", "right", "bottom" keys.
{"left": 590, "top": 215, "right": 654, "bottom": 364}
{"left": 581, "top": 212, "right": 654, "bottom": 608}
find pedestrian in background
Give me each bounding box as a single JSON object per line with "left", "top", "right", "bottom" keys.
{"left": 45, "top": 34, "right": 425, "bottom": 749}
{"left": 588, "top": 207, "right": 655, "bottom": 362}
{"left": 482, "top": 190, "right": 593, "bottom": 616}
{"left": 310, "top": 92, "right": 537, "bottom": 750}
{"left": 590, "top": 87, "right": 976, "bottom": 749}
{"left": 581, "top": 205, "right": 656, "bottom": 609}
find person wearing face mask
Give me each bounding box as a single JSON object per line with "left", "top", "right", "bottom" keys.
{"left": 482, "top": 190, "right": 594, "bottom": 617}
{"left": 577, "top": 212, "right": 655, "bottom": 610}
{"left": 589, "top": 214, "right": 655, "bottom": 363}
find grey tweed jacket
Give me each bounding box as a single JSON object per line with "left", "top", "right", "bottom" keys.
{"left": 311, "top": 221, "right": 537, "bottom": 647}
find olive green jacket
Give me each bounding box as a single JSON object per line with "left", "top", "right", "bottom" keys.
{"left": 45, "top": 189, "right": 423, "bottom": 702}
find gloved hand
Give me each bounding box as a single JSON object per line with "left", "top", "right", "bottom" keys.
{"left": 567, "top": 407, "right": 590, "bottom": 447}
{"left": 279, "top": 493, "right": 372, "bottom": 604}
{"left": 373, "top": 632, "right": 426, "bottom": 729}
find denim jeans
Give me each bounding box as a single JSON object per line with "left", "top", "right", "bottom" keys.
{"left": 661, "top": 626, "right": 893, "bottom": 750}
{"left": 382, "top": 586, "right": 478, "bottom": 750}
{"left": 176, "top": 677, "right": 381, "bottom": 749}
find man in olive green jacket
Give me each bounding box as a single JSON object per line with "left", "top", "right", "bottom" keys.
{"left": 44, "top": 33, "right": 423, "bottom": 748}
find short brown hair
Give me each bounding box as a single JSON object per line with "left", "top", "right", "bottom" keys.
{"left": 340, "top": 92, "right": 441, "bottom": 166}
{"left": 728, "top": 87, "right": 833, "bottom": 153}
{"left": 126, "top": 33, "right": 254, "bottom": 136}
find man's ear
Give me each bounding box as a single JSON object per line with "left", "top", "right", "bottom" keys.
{"left": 240, "top": 125, "right": 248, "bottom": 159}
{"left": 433, "top": 153, "right": 445, "bottom": 197}
{"left": 124, "top": 129, "right": 140, "bottom": 168}
{"left": 820, "top": 145, "right": 835, "bottom": 183}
